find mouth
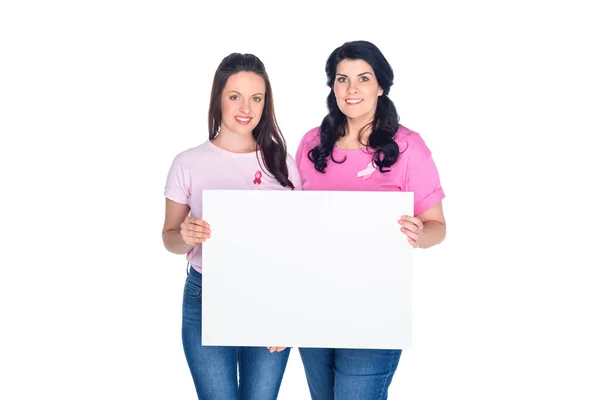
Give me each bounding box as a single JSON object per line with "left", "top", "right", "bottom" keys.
{"left": 345, "top": 98, "right": 363, "bottom": 105}
{"left": 235, "top": 116, "right": 252, "bottom": 125}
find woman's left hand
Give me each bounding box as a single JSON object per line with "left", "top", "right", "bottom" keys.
{"left": 398, "top": 215, "right": 424, "bottom": 248}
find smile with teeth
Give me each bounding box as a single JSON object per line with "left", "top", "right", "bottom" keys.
{"left": 235, "top": 116, "right": 252, "bottom": 125}
{"left": 345, "top": 99, "right": 363, "bottom": 105}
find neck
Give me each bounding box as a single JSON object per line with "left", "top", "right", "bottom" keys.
{"left": 337, "top": 116, "right": 374, "bottom": 149}
{"left": 212, "top": 128, "right": 257, "bottom": 153}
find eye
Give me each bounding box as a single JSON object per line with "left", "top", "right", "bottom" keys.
{"left": 336, "top": 76, "right": 347, "bottom": 83}
{"left": 360, "top": 76, "right": 370, "bottom": 82}
{"left": 229, "top": 95, "right": 239, "bottom": 100}
{"left": 252, "top": 96, "right": 262, "bottom": 102}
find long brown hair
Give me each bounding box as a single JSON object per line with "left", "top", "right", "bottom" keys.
{"left": 208, "top": 53, "right": 294, "bottom": 189}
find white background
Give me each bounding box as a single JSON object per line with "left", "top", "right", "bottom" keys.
{"left": 1, "top": 0, "right": 599, "bottom": 399}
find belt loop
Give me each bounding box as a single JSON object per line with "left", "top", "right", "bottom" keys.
{"left": 186, "top": 262, "right": 191, "bottom": 276}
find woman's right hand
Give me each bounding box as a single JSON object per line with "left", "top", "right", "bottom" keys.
{"left": 180, "top": 217, "right": 211, "bottom": 246}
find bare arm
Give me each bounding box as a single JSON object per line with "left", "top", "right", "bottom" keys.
{"left": 162, "top": 199, "right": 211, "bottom": 254}
{"left": 399, "top": 201, "right": 446, "bottom": 249}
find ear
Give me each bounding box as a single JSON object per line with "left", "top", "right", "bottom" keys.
{"left": 378, "top": 87, "right": 384, "bottom": 96}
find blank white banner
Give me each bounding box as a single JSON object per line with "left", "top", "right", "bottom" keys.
{"left": 202, "top": 190, "right": 414, "bottom": 349}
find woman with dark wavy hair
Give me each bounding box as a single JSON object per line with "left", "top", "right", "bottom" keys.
{"left": 162, "top": 53, "right": 299, "bottom": 399}
{"left": 294, "top": 40, "right": 447, "bottom": 399}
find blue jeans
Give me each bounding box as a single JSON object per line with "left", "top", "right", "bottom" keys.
{"left": 299, "top": 347, "right": 401, "bottom": 400}
{"left": 182, "top": 266, "right": 290, "bottom": 399}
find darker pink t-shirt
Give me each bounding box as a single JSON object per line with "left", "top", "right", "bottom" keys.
{"left": 295, "top": 125, "right": 445, "bottom": 215}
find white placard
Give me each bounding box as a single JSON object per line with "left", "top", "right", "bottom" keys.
{"left": 202, "top": 190, "right": 414, "bottom": 349}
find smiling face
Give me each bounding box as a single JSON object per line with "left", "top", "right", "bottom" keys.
{"left": 333, "top": 59, "right": 383, "bottom": 123}
{"left": 219, "top": 71, "right": 266, "bottom": 137}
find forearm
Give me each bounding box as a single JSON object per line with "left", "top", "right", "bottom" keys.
{"left": 417, "top": 220, "right": 446, "bottom": 249}
{"left": 162, "top": 229, "right": 194, "bottom": 254}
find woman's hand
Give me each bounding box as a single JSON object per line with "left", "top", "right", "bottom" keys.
{"left": 266, "top": 346, "right": 287, "bottom": 353}
{"left": 398, "top": 215, "right": 424, "bottom": 248}
{"left": 180, "top": 217, "right": 211, "bottom": 246}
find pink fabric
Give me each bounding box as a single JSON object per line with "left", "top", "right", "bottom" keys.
{"left": 295, "top": 125, "right": 445, "bottom": 215}
{"left": 165, "top": 140, "right": 302, "bottom": 272}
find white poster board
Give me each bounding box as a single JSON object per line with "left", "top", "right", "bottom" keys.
{"left": 202, "top": 190, "right": 414, "bottom": 349}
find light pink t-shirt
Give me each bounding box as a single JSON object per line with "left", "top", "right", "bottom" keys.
{"left": 295, "top": 125, "right": 445, "bottom": 215}
{"left": 164, "top": 140, "right": 302, "bottom": 272}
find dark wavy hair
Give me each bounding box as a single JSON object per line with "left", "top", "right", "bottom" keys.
{"left": 308, "top": 41, "right": 401, "bottom": 173}
{"left": 208, "top": 53, "right": 294, "bottom": 189}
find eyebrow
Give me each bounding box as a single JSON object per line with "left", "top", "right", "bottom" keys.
{"left": 228, "top": 90, "right": 264, "bottom": 96}
{"left": 336, "top": 72, "right": 373, "bottom": 77}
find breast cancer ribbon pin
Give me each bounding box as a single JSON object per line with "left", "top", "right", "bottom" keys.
{"left": 356, "top": 162, "right": 376, "bottom": 181}
{"left": 253, "top": 171, "right": 262, "bottom": 184}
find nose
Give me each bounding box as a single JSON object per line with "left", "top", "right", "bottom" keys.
{"left": 239, "top": 99, "right": 251, "bottom": 114}
{"left": 347, "top": 80, "right": 358, "bottom": 94}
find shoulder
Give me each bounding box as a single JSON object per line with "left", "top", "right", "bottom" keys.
{"left": 299, "top": 126, "right": 321, "bottom": 148}
{"left": 394, "top": 125, "right": 432, "bottom": 160}
{"left": 170, "top": 141, "right": 211, "bottom": 167}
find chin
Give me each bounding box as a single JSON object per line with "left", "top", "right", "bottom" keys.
{"left": 235, "top": 127, "right": 256, "bottom": 136}
{"left": 343, "top": 110, "right": 364, "bottom": 120}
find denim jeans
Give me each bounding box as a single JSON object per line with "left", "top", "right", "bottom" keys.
{"left": 182, "top": 266, "right": 290, "bottom": 399}
{"left": 299, "top": 347, "right": 401, "bottom": 400}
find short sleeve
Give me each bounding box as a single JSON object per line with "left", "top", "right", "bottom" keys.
{"left": 164, "top": 154, "right": 190, "bottom": 205}
{"left": 405, "top": 142, "right": 445, "bottom": 215}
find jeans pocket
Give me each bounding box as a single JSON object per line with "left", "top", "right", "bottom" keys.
{"left": 183, "top": 273, "right": 202, "bottom": 299}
